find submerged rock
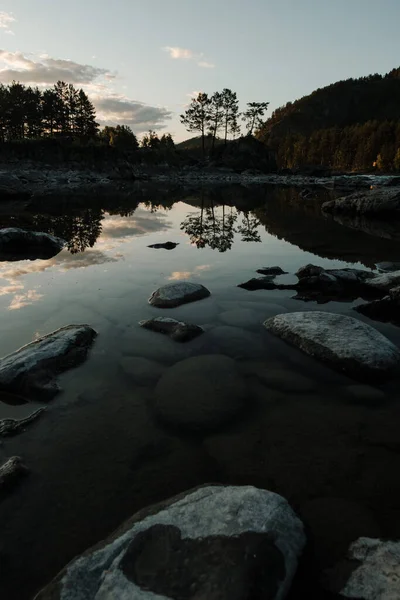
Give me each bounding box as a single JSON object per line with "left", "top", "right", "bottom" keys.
{"left": 355, "top": 285, "right": 400, "bottom": 325}
{"left": 322, "top": 187, "right": 400, "bottom": 217}
{"left": 256, "top": 266, "right": 288, "bottom": 276}
{"left": 0, "top": 456, "right": 29, "bottom": 490}
{"left": 325, "top": 537, "right": 400, "bottom": 599}
{"left": 0, "top": 228, "right": 65, "bottom": 261}
{"left": 155, "top": 355, "right": 247, "bottom": 430}
{"left": 120, "top": 356, "right": 166, "bottom": 385}
{"left": 264, "top": 311, "right": 400, "bottom": 380}
{"left": 149, "top": 282, "right": 211, "bottom": 308}
{"left": 0, "top": 407, "right": 45, "bottom": 437}
{"left": 0, "top": 325, "right": 97, "bottom": 400}
{"left": 147, "top": 241, "right": 179, "bottom": 250}
{"left": 35, "top": 485, "right": 306, "bottom": 600}
{"left": 139, "top": 317, "right": 204, "bottom": 342}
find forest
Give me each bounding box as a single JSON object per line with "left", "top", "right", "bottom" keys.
{"left": 258, "top": 68, "right": 400, "bottom": 172}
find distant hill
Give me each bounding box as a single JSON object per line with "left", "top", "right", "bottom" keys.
{"left": 257, "top": 68, "right": 400, "bottom": 172}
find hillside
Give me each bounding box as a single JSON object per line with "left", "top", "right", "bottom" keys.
{"left": 258, "top": 68, "right": 400, "bottom": 172}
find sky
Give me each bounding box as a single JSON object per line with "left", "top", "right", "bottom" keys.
{"left": 0, "top": 0, "right": 400, "bottom": 141}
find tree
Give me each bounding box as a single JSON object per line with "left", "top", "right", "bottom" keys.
{"left": 220, "top": 89, "right": 240, "bottom": 145}
{"left": 100, "top": 125, "right": 138, "bottom": 150}
{"left": 394, "top": 148, "right": 400, "bottom": 172}
{"left": 180, "top": 92, "right": 211, "bottom": 158}
{"left": 208, "top": 91, "right": 224, "bottom": 154}
{"left": 242, "top": 101, "right": 269, "bottom": 136}
{"left": 42, "top": 89, "right": 62, "bottom": 136}
{"left": 74, "top": 90, "right": 98, "bottom": 137}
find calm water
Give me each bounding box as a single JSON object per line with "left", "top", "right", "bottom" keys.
{"left": 1, "top": 186, "right": 400, "bottom": 599}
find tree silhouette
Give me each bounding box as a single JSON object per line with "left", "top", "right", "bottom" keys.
{"left": 180, "top": 92, "right": 211, "bottom": 159}
{"left": 237, "top": 211, "right": 262, "bottom": 242}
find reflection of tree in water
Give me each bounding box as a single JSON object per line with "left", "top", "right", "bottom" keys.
{"left": 33, "top": 209, "right": 104, "bottom": 254}
{"left": 180, "top": 201, "right": 261, "bottom": 251}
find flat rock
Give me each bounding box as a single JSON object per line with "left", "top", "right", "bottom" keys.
{"left": 264, "top": 312, "right": 400, "bottom": 380}
{"left": 0, "top": 325, "right": 97, "bottom": 400}
{"left": 149, "top": 282, "right": 211, "bottom": 308}
{"left": 257, "top": 266, "right": 288, "bottom": 276}
{"left": 0, "top": 227, "right": 65, "bottom": 261}
{"left": 35, "top": 485, "right": 306, "bottom": 600}
{"left": 139, "top": 317, "right": 204, "bottom": 342}
{"left": 154, "top": 355, "right": 247, "bottom": 430}
{"left": 0, "top": 456, "right": 29, "bottom": 490}
{"left": 325, "top": 537, "right": 400, "bottom": 599}
{"left": 147, "top": 242, "right": 179, "bottom": 250}
{"left": 120, "top": 356, "right": 166, "bottom": 385}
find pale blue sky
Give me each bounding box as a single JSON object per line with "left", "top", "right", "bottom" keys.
{"left": 0, "top": 0, "right": 399, "bottom": 140}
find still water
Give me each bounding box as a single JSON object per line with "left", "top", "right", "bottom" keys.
{"left": 0, "top": 186, "right": 400, "bottom": 599}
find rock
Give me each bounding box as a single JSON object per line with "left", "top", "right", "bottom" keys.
{"left": 256, "top": 266, "right": 288, "bottom": 276}
{"left": 0, "top": 228, "right": 65, "bottom": 261}
{"left": 365, "top": 269, "right": 400, "bottom": 292}
{"left": 139, "top": 317, "right": 204, "bottom": 342}
{"left": 238, "top": 277, "right": 293, "bottom": 292}
{"left": 346, "top": 384, "right": 385, "bottom": 402}
{"left": 322, "top": 187, "right": 400, "bottom": 217}
{"left": 209, "top": 326, "right": 266, "bottom": 360}
{"left": 264, "top": 311, "right": 400, "bottom": 380}
{"left": 0, "top": 407, "right": 46, "bottom": 436}
{"left": 296, "top": 264, "right": 325, "bottom": 279}
{"left": 0, "top": 325, "right": 97, "bottom": 400}
{"left": 0, "top": 456, "right": 29, "bottom": 490}
{"left": 120, "top": 357, "right": 166, "bottom": 385}
{"left": 149, "top": 282, "right": 211, "bottom": 308}
{"left": 252, "top": 366, "right": 316, "bottom": 393}
{"left": 355, "top": 291, "right": 400, "bottom": 325}
{"left": 219, "top": 308, "right": 263, "bottom": 329}
{"left": 325, "top": 537, "right": 400, "bottom": 599}
{"left": 154, "top": 355, "right": 247, "bottom": 430}
{"left": 294, "top": 264, "right": 378, "bottom": 303}
{"left": 34, "top": 485, "right": 306, "bottom": 600}
{"left": 147, "top": 242, "right": 179, "bottom": 250}
{"left": 375, "top": 261, "right": 400, "bottom": 272}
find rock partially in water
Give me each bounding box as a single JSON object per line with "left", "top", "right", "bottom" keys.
{"left": 294, "top": 264, "right": 378, "bottom": 303}
{"left": 325, "top": 537, "right": 400, "bottom": 599}
{"left": 238, "top": 277, "right": 293, "bottom": 292}
{"left": 120, "top": 356, "right": 166, "bottom": 385}
{"left": 35, "top": 485, "right": 306, "bottom": 600}
{"left": 365, "top": 270, "right": 400, "bottom": 292}
{"left": 147, "top": 241, "right": 179, "bottom": 250}
{"left": 0, "top": 407, "right": 46, "bottom": 437}
{"left": 0, "top": 228, "right": 65, "bottom": 261}
{"left": 149, "top": 282, "right": 211, "bottom": 308}
{"left": 139, "top": 317, "right": 204, "bottom": 342}
{"left": 375, "top": 261, "right": 400, "bottom": 272}
{"left": 322, "top": 187, "right": 400, "bottom": 217}
{"left": 0, "top": 325, "right": 97, "bottom": 401}
{"left": 257, "top": 266, "right": 288, "bottom": 276}
{"left": 355, "top": 285, "right": 400, "bottom": 326}
{"left": 0, "top": 456, "right": 29, "bottom": 491}
{"left": 155, "top": 355, "right": 247, "bottom": 430}
{"left": 264, "top": 311, "right": 400, "bottom": 380}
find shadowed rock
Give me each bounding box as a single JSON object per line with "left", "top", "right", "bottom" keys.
{"left": 139, "top": 317, "right": 204, "bottom": 342}
{"left": 0, "top": 407, "right": 46, "bottom": 437}
{"left": 238, "top": 277, "right": 294, "bottom": 291}
{"left": 0, "top": 325, "right": 97, "bottom": 401}
{"left": 0, "top": 228, "right": 65, "bottom": 261}
{"left": 355, "top": 285, "right": 400, "bottom": 325}
{"left": 148, "top": 242, "right": 179, "bottom": 250}
{"left": 0, "top": 456, "right": 29, "bottom": 491}
{"left": 149, "top": 282, "right": 211, "bottom": 308}
{"left": 322, "top": 187, "right": 400, "bottom": 217}
{"left": 256, "top": 266, "right": 288, "bottom": 276}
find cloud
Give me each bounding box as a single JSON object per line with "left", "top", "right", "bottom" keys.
{"left": 8, "top": 289, "right": 43, "bottom": 311}
{"left": 94, "top": 95, "right": 172, "bottom": 131}
{"left": 162, "top": 46, "right": 215, "bottom": 69}
{"left": 102, "top": 210, "right": 172, "bottom": 239}
{"left": 0, "top": 11, "right": 15, "bottom": 35}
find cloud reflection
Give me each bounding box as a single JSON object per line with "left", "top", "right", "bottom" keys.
{"left": 168, "top": 265, "right": 211, "bottom": 281}
{"left": 8, "top": 289, "right": 43, "bottom": 311}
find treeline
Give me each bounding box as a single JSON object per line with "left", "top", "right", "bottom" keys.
{"left": 258, "top": 67, "right": 400, "bottom": 171}
{"left": 0, "top": 81, "right": 98, "bottom": 140}
{"left": 180, "top": 89, "right": 269, "bottom": 157}
{"left": 275, "top": 120, "right": 400, "bottom": 172}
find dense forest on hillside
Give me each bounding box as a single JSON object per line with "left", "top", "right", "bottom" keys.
{"left": 258, "top": 68, "right": 400, "bottom": 172}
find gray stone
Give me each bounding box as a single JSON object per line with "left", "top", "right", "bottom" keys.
{"left": 149, "top": 282, "right": 211, "bottom": 308}
{"left": 366, "top": 270, "right": 400, "bottom": 292}
{"left": 0, "top": 407, "right": 46, "bottom": 437}
{"left": 264, "top": 312, "right": 400, "bottom": 380}
{"left": 0, "top": 227, "right": 65, "bottom": 261}
{"left": 0, "top": 456, "right": 29, "bottom": 490}
{"left": 34, "top": 485, "right": 306, "bottom": 600}
{"left": 375, "top": 261, "right": 400, "bottom": 273}
{"left": 296, "top": 264, "right": 325, "bottom": 279}
{"left": 120, "top": 357, "right": 166, "bottom": 385}
{"left": 139, "top": 317, "right": 204, "bottom": 342}
{"left": 325, "top": 537, "right": 400, "bottom": 599}
{"left": 0, "top": 325, "right": 97, "bottom": 400}
{"left": 154, "top": 355, "right": 247, "bottom": 430}
{"left": 257, "top": 266, "right": 288, "bottom": 276}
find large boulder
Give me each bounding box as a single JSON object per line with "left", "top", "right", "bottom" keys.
{"left": 154, "top": 355, "right": 247, "bottom": 430}
{"left": 0, "top": 325, "right": 97, "bottom": 400}
{"left": 264, "top": 312, "right": 400, "bottom": 380}
{"left": 35, "top": 485, "right": 306, "bottom": 600}
{"left": 322, "top": 187, "right": 400, "bottom": 217}
{"left": 325, "top": 537, "right": 400, "bottom": 599}
{"left": 0, "top": 228, "right": 65, "bottom": 261}
{"left": 149, "top": 282, "right": 211, "bottom": 308}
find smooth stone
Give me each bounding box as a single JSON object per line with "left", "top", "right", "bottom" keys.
{"left": 325, "top": 537, "right": 400, "bottom": 599}
{"left": 0, "top": 227, "right": 65, "bottom": 261}
{"left": 257, "top": 266, "right": 288, "bottom": 276}
{"left": 0, "top": 456, "right": 29, "bottom": 490}
{"left": 139, "top": 317, "right": 204, "bottom": 342}
{"left": 264, "top": 312, "right": 400, "bottom": 380}
{"left": 0, "top": 325, "right": 97, "bottom": 400}
{"left": 147, "top": 242, "right": 179, "bottom": 250}
{"left": 35, "top": 485, "right": 306, "bottom": 600}
{"left": 219, "top": 308, "right": 263, "bottom": 329}
{"left": 209, "top": 326, "right": 266, "bottom": 360}
{"left": 120, "top": 357, "right": 166, "bottom": 385}
{"left": 346, "top": 384, "right": 386, "bottom": 402}
{"left": 149, "top": 282, "right": 211, "bottom": 308}
{"left": 154, "top": 355, "right": 247, "bottom": 430}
